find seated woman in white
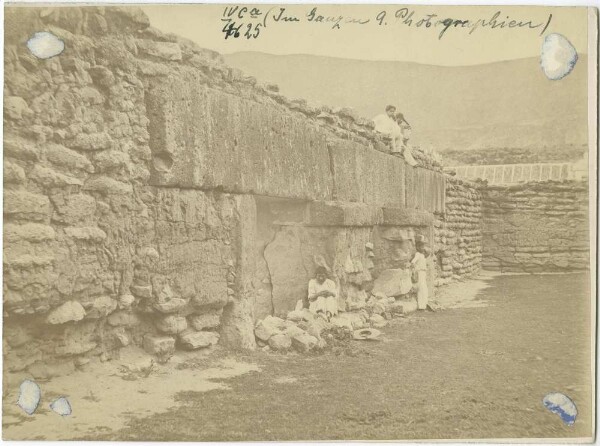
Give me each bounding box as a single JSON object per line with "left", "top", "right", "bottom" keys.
{"left": 307, "top": 266, "right": 338, "bottom": 321}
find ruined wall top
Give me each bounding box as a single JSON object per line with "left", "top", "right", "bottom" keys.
{"left": 5, "top": 5, "right": 442, "bottom": 173}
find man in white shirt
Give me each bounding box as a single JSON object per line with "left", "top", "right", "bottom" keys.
{"left": 373, "top": 105, "right": 404, "bottom": 155}
{"left": 307, "top": 266, "right": 338, "bottom": 320}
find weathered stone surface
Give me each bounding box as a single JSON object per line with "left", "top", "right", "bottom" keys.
{"left": 156, "top": 315, "right": 188, "bottom": 334}
{"left": 131, "top": 285, "right": 152, "bottom": 299}
{"left": 4, "top": 223, "right": 56, "bottom": 243}
{"left": 30, "top": 166, "right": 83, "bottom": 188}
{"left": 71, "top": 132, "right": 112, "bottom": 151}
{"left": 64, "top": 226, "right": 107, "bottom": 242}
{"left": 283, "top": 324, "right": 305, "bottom": 339}
{"left": 107, "top": 311, "right": 140, "bottom": 327}
{"left": 4, "top": 136, "right": 41, "bottom": 161}
{"left": 154, "top": 298, "right": 187, "bottom": 314}
{"left": 372, "top": 269, "right": 413, "bottom": 298}
{"left": 145, "top": 70, "right": 333, "bottom": 200}
{"left": 189, "top": 310, "right": 222, "bottom": 331}
{"left": 179, "top": 331, "right": 219, "bottom": 350}
{"left": 268, "top": 333, "right": 292, "bottom": 351}
{"left": 118, "top": 294, "right": 135, "bottom": 310}
{"left": 46, "top": 143, "right": 95, "bottom": 173}
{"left": 291, "top": 333, "right": 318, "bottom": 352}
{"left": 4, "top": 191, "right": 50, "bottom": 221}
{"left": 46, "top": 301, "right": 86, "bottom": 324}
{"left": 50, "top": 193, "right": 96, "bottom": 225}
{"left": 5, "top": 96, "right": 32, "bottom": 120}
{"left": 4, "top": 161, "right": 26, "bottom": 184}
{"left": 306, "top": 201, "right": 383, "bottom": 227}
{"left": 254, "top": 318, "right": 283, "bottom": 342}
{"left": 329, "top": 140, "right": 406, "bottom": 208}
{"left": 143, "top": 335, "right": 175, "bottom": 355}
{"left": 136, "top": 39, "right": 182, "bottom": 61}
{"left": 86, "top": 295, "right": 118, "bottom": 319}
{"left": 83, "top": 176, "right": 133, "bottom": 195}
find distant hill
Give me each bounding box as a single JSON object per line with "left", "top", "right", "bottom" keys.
{"left": 224, "top": 52, "right": 588, "bottom": 159}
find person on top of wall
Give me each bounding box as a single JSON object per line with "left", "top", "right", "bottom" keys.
{"left": 411, "top": 241, "right": 431, "bottom": 311}
{"left": 395, "top": 112, "right": 418, "bottom": 167}
{"left": 373, "top": 105, "right": 404, "bottom": 155}
{"left": 307, "top": 266, "right": 338, "bottom": 321}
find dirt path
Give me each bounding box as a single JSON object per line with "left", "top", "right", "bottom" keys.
{"left": 84, "top": 272, "right": 593, "bottom": 441}
{"left": 5, "top": 272, "right": 593, "bottom": 441}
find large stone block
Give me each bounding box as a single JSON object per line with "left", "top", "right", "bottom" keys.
{"left": 306, "top": 201, "right": 382, "bottom": 227}
{"left": 145, "top": 69, "right": 334, "bottom": 200}
{"left": 329, "top": 141, "right": 405, "bottom": 208}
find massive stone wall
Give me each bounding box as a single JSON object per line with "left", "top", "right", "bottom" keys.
{"left": 481, "top": 181, "right": 589, "bottom": 272}
{"left": 433, "top": 176, "right": 484, "bottom": 286}
{"left": 4, "top": 5, "right": 448, "bottom": 378}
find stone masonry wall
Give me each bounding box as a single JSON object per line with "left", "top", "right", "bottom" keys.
{"left": 4, "top": 6, "right": 449, "bottom": 379}
{"left": 482, "top": 181, "right": 589, "bottom": 272}
{"left": 434, "top": 175, "right": 484, "bottom": 286}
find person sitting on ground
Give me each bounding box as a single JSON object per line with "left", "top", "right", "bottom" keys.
{"left": 307, "top": 266, "right": 338, "bottom": 321}
{"left": 372, "top": 105, "right": 404, "bottom": 155}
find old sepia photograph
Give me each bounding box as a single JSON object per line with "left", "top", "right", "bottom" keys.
{"left": 2, "top": 2, "right": 597, "bottom": 441}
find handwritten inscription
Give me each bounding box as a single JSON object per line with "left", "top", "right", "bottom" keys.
{"left": 221, "top": 6, "right": 552, "bottom": 40}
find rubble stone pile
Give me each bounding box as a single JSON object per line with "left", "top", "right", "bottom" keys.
{"left": 482, "top": 181, "right": 589, "bottom": 272}
{"left": 434, "top": 176, "right": 484, "bottom": 286}
{"left": 254, "top": 292, "right": 417, "bottom": 353}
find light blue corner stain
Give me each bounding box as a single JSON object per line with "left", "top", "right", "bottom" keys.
{"left": 26, "top": 31, "right": 65, "bottom": 59}
{"left": 50, "top": 397, "right": 73, "bottom": 416}
{"left": 543, "top": 392, "right": 577, "bottom": 426}
{"left": 540, "top": 33, "right": 578, "bottom": 80}
{"left": 17, "top": 379, "right": 41, "bottom": 415}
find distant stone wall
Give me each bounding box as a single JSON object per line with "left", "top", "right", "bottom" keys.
{"left": 4, "top": 6, "right": 447, "bottom": 378}
{"left": 481, "top": 181, "right": 589, "bottom": 272}
{"left": 434, "top": 176, "right": 483, "bottom": 286}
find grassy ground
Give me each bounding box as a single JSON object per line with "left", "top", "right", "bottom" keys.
{"left": 85, "top": 272, "right": 593, "bottom": 441}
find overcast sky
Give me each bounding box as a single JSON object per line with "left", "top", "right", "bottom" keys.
{"left": 141, "top": 4, "right": 588, "bottom": 66}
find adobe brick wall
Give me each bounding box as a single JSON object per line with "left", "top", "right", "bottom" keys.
{"left": 481, "top": 181, "right": 589, "bottom": 272}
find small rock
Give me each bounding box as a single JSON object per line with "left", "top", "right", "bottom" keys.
{"left": 143, "top": 335, "right": 175, "bottom": 356}
{"left": 118, "top": 294, "right": 135, "bottom": 310}
{"left": 254, "top": 321, "right": 280, "bottom": 342}
{"left": 284, "top": 324, "right": 305, "bottom": 339}
{"left": 291, "top": 333, "right": 318, "bottom": 352}
{"left": 179, "top": 331, "right": 219, "bottom": 350}
{"left": 107, "top": 311, "right": 140, "bottom": 327}
{"left": 46, "top": 301, "right": 86, "bottom": 324}
{"left": 268, "top": 333, "right": 292, "bottom": 351}
{"left": 86, "top": 295, "right": 118, "bottom": 319}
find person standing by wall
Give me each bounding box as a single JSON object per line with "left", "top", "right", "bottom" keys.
{"left": 411, "top": 242, "right": 431, "bottom": 310}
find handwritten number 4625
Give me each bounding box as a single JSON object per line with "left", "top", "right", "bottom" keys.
{"left": 221, "top": 19, "right": 261, "bottom": 39}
